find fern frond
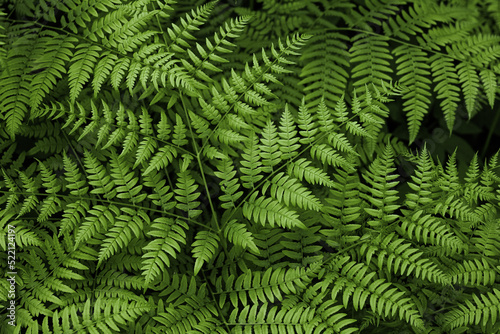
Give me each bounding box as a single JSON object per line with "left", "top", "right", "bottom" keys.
{"left": 441, "top": 288, "right": 500, "bottom": 330}
{"left": 223, "top": 219, "right": 259, "bottom": 254}
{"left": 310, "top": 143, "right": 353, "bottom": 172}
{"left": 215, "top": 157, "right": 244, "bottom": 209}
{"left": 17, "top": 170, "right": 40, "bottom": 217}
{"left": 166, "top": 2, "right": 217, "bottom": 54}
{"left": 243, "top": 228, "right": 286, "bottom": 269}
{"left": 456, "top": 61, "right": 480, "bottom": 117}
{"left": 287, "top": 158, "right": 335, "bottom": 188}
{"left": 300, "top": 32, "right": 350, "bottom": 110}
{"left": 328, "top": 132, "right": 358, "bottom": 156}
{"left": 143, "top": 144, "right": 178, "bottom": 176}
{"left": 30, "top": 32, "right": 76, "bottom": 111}
{"left": 92, "top": 52, "right": 117, "bottom": 97}
{"left": 243, "top": 192, "right": 307, "bottom": 229}
{"left": 278, "top": 105, "right": 301, "bottom": 160}
{"left": 3, "top": 2, "right": 500, "bottom": 333}
{"left": 448, "top": 258, "right": 496, "bottom": 286}
{"left": 219, "top": 265, "right": 316, "bottom": 309}
{"left": 143, "top": 169, "right": 176, "bottom": 212}
{"left": 98, "top": 208, "right": 148, "bottom": 267}
{"left": 360, "top": 144, "right": 400, "bottom": 227}
{"left": 174, "top": 168, "right": 202, "bottom": 219}
{"left": 398, "top": 210, "right": 464, "bottom": 255}
{"left": 155, "top": 280, "right": 222, "bottom": 333}
{"left": 350, "top": 34, "right": 393, "bottom": 93}
{"left": 186, "top": 15, "right": 251, "bottom": 82}
{"left": 240, "top": 132, "right": 264, "bottom": 189}
{"left": 313, "top": 300, "right": 359, "bottom": 334}
{"left": 471, "top": 219, "right": 500, "bottom": 258}
{"left": 110, "top": 57, "right": 130, "bottom": 90}
{"left": 382, "top": 2, "right": 449, "bottom": 41}
{"left": 192, "top": 230, "right": 219, "bottom": 275}
{"left": 430, "top": 54, "right": 461, "bottom": 132}
{"left": 328, "top": 256, "right": 425, "bottom": 329}
{"left": 259, "top": 120, "right": 282, "bottom": 173}
{"left": 50, "top": 297, "right": 151, "bottom": 333}
{"left": 37, "top": 160, "right": 62, "bottom": 222}
{"left": 142, "top": 217, "right": 188, "bottom": 285}
{"left": 405, "top": 147, "right": 437, "bottom": 211}
{"left": 74, "top": 204, "right": 119, "bottom": 249}
{"left": 347, "top": 0, "right": 408, "bottom": 31}
{"left": 280, "top": 226, "right": 323, "bottom": 266}
{"left": 0, "top": 28, "right": 37, "bottom": 137}
{"left": 68, "top": 43, "right": 101, "bottom": 103}
{"left": 110, "top": 150, "right": 147, "bottom": 203}
{"left": 393, "top": 45, "right": 431, "bottom": 143}
{"left": 296, "top": 98, "right": 318, "bottom": 144}
{"left": 262, "top": 172, "right": 323, "bottom": 212}
{"left": 172, "top": 114, "right": 189, "bottom": 147}
{"left": 14, "top": 225, "right": 42, "bottom": 248}
{"left": 59, "top": 0, "right": 117, "bottom": 34}
{"left": 316, "top": 96, "right": 335, "bottom": 133}
{"left": 322, "top": 168, "right": 362, "bottom": 248}
{"left": 374, "top": 233, "right": 448, "bottom": 284}
{"left": 480, "top": 68, "right": 497, "bottom": 109}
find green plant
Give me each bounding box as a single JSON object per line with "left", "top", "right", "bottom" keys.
{"left": 0, "top": 0, "right": 500, "bottom": 333}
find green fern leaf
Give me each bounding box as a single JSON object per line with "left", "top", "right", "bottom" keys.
{"left": 457, "top": 61, "right": 480, "bottom": 117}
{"left": 240, "top": 132, "right": 264, "bottom": 189}
{"left": 310, "top": 144, "right": 353, "bottom": 171}
{"left": 192, "top": 230, "right": 219, "bottom": 276}
{"left": 430, "top": 54, "right": 461, "bottom": 132}
{"left": 98, "top": 208, "right": 148, "bottom": 267}
{"left": 480, "top": 68, "right": 497, "bottom": 109}
{"left": 243, "top": 192, "right": 307, "bottom": 229}
{"left": 142, "top": 217, "right": 188, "bottom": 285}
{"left": 262, "top": 172, "right": 323, "bottom": 212}
{"left": 215, "top": 158, "right": 244, "bottom": 209}
{"left": 405, "top": 147, "right": 437, "bottom": 210}
{"left": 300, "top": 32, "right": 350, "bottom": 110}
{"left": 223, "top": 219, "right": 259, "bottom": 253}
{"left": 92, "top": 52, "right": 117, "bottom": 97}
{"left": 83, "top": 150, "right": 116, "bottom": 199}
{"left": 278, "top": 105, "right": 301, "bottom": 160}
{"left": 143, "top": 145, "right": 177, "bottom": 177}
{"left": 110, "top": 57, "right": 130, "bottom": 90}
{"left": 174, "top": 168, "right": 202, "bottom": 219}
{"left": 110, "top": 151, "right": 147, "bottom": 203}
{"left": 172, "top": 114, "right": 189, "bottom": 147}
{"left": 287, "top": 158, "right": 335, "bottom": 188}
{"left": 75, "top": 204, "right": 118, "bottom": 249}
{"left": 393, "top": 45, "right": 431, "bottom": 142}
{"left": 0, "top": 31, "right": 35, "bottom": 137}
{"left": 448, "top": 258, "right": 496, "bottom": 286}
{"left": 296, "top": 98, "right": 318, "bottom": 144}
{"left": 360, "top": 144, "right": 400, "bottom": 227}
{"left": 17, "top": 171, "right": 39, "bottom": 217}
{"left": 30, "top": 33, "right": 76, "bottom": 111}
{"left": 350, "top": 34, "right": 393, "bottom": 92}
{"left": 441, "top": 288, "right": 500, "bottom": 330}
{"left": 68, "top": 44, "right": 101, "bottom": 103}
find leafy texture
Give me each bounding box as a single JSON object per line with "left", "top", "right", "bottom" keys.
{"left": 0, "top": 1, "right": 500, "bottom": 333}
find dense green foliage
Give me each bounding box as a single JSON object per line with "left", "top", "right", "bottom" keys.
{"left": 0, "top": 0, "right": 500, "bottom": 333}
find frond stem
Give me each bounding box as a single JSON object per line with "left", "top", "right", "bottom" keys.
{"left": 180, "top": 93, "right": 221, "bottom": 232}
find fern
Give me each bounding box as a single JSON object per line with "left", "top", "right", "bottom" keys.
{"left": 192, "top": 230, "right": 219, "bottom": 276}
{"left": 1, "top": 1, "right": 500, "bottom": 333}
{"left": 141, "top": 217, "right": 187, "bottom": 285}
{"left": 393, "top": 45, "right": 432, "bottom": 143}
{"left": 68, "top": 43, "right": 101, "bottom": 103}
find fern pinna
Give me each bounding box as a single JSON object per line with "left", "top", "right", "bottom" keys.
{"left": 0, "top": 0, "right": 500, "bottom": 333}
